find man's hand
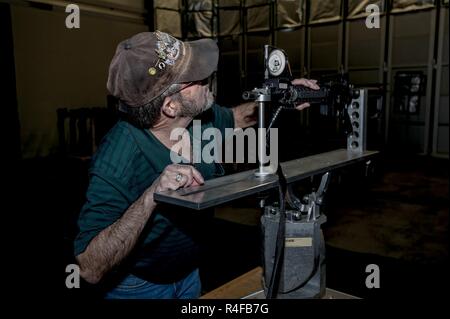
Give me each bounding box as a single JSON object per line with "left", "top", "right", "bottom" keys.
{"left": 143, "top": 164, "right": 204, "bottom": 207}
{"left": 232, "top": 102, "right": 258, "bottom": 129}
{"left": 291, "top": 78, "right": 320, "bottom": 110}
{"left": 231, "top": 78, "right": 320, "bottom": 128}
{"left": 152, "top": 164, "right": 204, "bottom": 192}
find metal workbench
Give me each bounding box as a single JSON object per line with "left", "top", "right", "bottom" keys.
{"left": 154, "top": 149, "right": 378, "bottom": 210}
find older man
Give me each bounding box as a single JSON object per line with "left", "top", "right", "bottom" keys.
{"left": 74, "top": 31, "right": 319, "bottom": 299}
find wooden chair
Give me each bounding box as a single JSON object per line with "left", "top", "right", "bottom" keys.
{"left": 57, "top": 106, "right": 117, "bottom": 160}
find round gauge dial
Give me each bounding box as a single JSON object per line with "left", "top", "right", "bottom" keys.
{"left": 268, "top": 49, "right": 286, "bottom": 76}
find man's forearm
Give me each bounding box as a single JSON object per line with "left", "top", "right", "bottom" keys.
{"left": 76, "top": 190, "right": 156, "bottom": 284}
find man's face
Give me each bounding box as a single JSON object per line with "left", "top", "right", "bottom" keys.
{"left": 174, "top": 80, "right": 214, "bottom": 118}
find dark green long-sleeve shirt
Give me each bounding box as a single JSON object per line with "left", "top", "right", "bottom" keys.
{"left": 74, "top": 104, "right": 234, "bottom": 283}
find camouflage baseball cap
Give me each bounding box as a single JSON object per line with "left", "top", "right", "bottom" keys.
{"left": 107, "top": 31, "right": 219, "bottom": 107}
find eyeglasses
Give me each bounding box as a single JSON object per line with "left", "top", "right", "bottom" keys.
{"left": 176, "top": 78, "right": 211, "bottom": 93}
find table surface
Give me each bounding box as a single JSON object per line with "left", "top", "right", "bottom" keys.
{"left": 155, "top": 149, "right": 379, "bottom": 210}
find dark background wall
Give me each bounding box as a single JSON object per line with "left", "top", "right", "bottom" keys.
{"left": 7, "top": 0, "right": 148, "bottom": 158}
{"left": 156, "top": 0, "right": 448, "bottom": 158}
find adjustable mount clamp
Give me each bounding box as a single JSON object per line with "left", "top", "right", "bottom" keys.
{"left": 286, "top": 172, "right": 331, "bottom": 222}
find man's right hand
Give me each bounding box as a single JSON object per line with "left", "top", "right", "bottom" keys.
{"left": 149, "top": 163, "right": 204, "bottom": 193}
{"left": 144, "top": 164, "right": 204, "bottom": 207}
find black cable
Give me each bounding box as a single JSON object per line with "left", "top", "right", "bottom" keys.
{"left": 264, "top": 106, "right": 284, "bottom": 153}
{"left": 266, "top": 106, "right": 283, "bottom": 139}
{"left": 266, "top": 163, "right": 287, "bottom": 299}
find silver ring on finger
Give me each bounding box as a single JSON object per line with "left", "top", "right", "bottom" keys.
{"left": 175, "top": 173, "right": 183, "bottom": 183}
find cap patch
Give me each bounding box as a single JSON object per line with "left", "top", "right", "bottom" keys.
{"left": 153, "top": 31, "right": 182, "bottom": 73}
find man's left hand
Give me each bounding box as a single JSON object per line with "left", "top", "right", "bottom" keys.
{"left": 231, "top": 78, "right": 320, "bottom": 128}
{"left": 291, "top": 78, "right": 320, "bottom": 110}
